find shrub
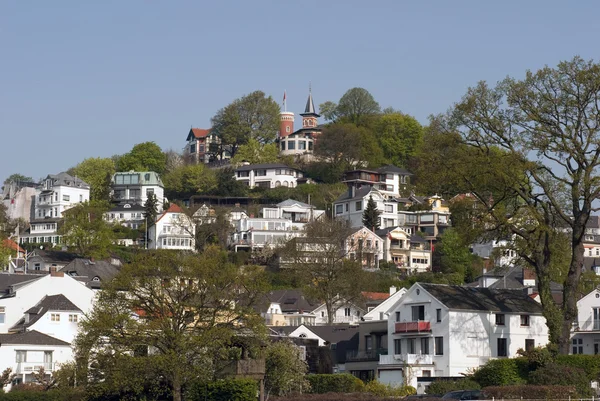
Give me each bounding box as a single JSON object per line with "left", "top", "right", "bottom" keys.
{"left": 271, "top": 394, "right": 410, "bottom": 401}
{"left": 0, "top": 388, "right": 85, "bottom": 401}
{"left": 529, "top": 363, "right": 591, "bottom": 397}
{"left": 186, "top": 378, "right": 257, "bottom": 401}
{"left": 555, "top": 354, "right": 600, "bottom": 382}
{"left": 482, "top": 385, "right": 577, "bottom": 399}
{"left": 363, "top": 380, "right": 415, "bottom": 397}
{"left": 306, "top": 374, "right": 364, "bottom": 394}
{"left": 472, "top": 358, "right": 525, "bottom": 387}
{"left": 425, "top": 378, "right": 480, "bottom": 395}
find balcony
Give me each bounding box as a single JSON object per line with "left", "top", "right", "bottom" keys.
{"left": 379, "top": 353, "right": 433, "bottom": 365}
{"left": 14, "top": 362, "right": 55, "bottom": 374}
{"left": 346, "top": 348, "right": 387, "bottom": 362}
{"left": 395, "top": 321, "right": 431, "bottom": 334}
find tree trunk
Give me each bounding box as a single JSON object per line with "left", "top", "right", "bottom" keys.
{"left": 559, "top": 223, "right": 586, "bottom": 354}
{"left": 172, "top": 372, "right": 182, "bottom": 401}
{"left": 326, "top": 301, "right": 335, "bottom": 325}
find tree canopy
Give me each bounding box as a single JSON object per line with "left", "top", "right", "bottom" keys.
{"left": 60, "top": 201, "right": 115, "bottom": 259}
{"left": 375, "top": 112, "right": 423, "bottom": 167}
{"left": 162, "top": 163, "right": 217, "bottom": 199}
{"left": 75, "top": 247, "right": 268, "bottom": 401}
{"left": 320, "top": 88, "right": 381, "bottom": 125}
{"left": 117, "top": 142, "right": 167, "bottom": 175}
{"left": 68, "top": 157, "right": 116, "bottom": 201}
{"left": 230, "top": 138, "right": 280, "bottom": 165}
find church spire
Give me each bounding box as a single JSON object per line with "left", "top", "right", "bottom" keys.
{"left": 300, "top": 83, "right": 319, "bottom": 117}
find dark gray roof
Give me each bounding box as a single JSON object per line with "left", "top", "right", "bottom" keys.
{"left": 587, "top": 216, "right": 600, "bottom": 229}
{"left": 277, "top": 199, "right": 313, "bottom": 208}
{"left": 0, "top": 330, "right": 70, "bottom": 346}
{"left": 109, "top": 203, "right": 146, "bottom": 212}
{"left": 335, "top": 186, "right": 373, "bottom": 202}
{"left": 0, "top": 274, "right": 42, "bottom": 297}
{"left": 410, "top": 235, "right": 427, "bottom": 244}
{"left": 59, "top": 258, "right": 120, "bottom": 285}
{"left": 303, "top": 324, "right": 360, "bottom": 344}
{"left": 12, "top": 295, "right": 81, "bottom": 332}
{"left": 468, "top": 266, "right": 563, "bottom": 292}
{"left": 43, "top": 172, "right": 89, "bottom": 189}
{"left": 419, "top": 283, "right": 544, "bottom": 314}
{"left": 29, "top": 250, "right": 79, "bottom": 264}
{"left": 235, "top": 163, "right": 294, "bottom": 172}
{"left": 262, "top": 289, "right": 318, "bottom": 313}
{"left": 377, "top": 165, "right": 413, "bottom": 175}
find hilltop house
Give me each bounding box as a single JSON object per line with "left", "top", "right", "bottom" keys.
{"left": 234, "top": 163, "right": 307, "bottom": 189}
{"left": 376, "top": 227, "right": 431, "bottom": 273}
{"left": 278, "top": 89, "right": 323, "bottom": 159}
{"left": 147, "top": 204, "right": 196, "bottom": 251}
{"left": 110, "top": 171, "right": 165, "bottom": 212}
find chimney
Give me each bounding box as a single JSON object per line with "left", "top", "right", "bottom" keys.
{"left": 50, "top": 266, "right": 57, "bottom": 273}
{"left": 389, "top": 286, "right": 397, "bottom": 295}
{"left": 523, "top": 268, "right": 536, "bottom": 287}
{"left": 50, "top": 270, "right": 64, "bottom": 278}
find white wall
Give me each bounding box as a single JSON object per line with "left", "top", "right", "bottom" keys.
{"left": 28, "top": 310, "right": 84, "bottom": 343}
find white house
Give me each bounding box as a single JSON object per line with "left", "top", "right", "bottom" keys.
{"left": 312, "top": 301, "right": 365, "bottom": 325}
{"left": 234, "top": 163, "right": 306, "bottom": 189}
{"left": 148, "top": 204, "right": 196, "bottom": 251}
{"left": 111, "top": 171, "right": 165, "bottom": 212}
{"left": 0, "top": 272, "right": 96, "bottom": 335}
{"left": 262, "top": 199, "right": 325, "bottom": 229}
{"left": 230, "top": 217, "right": 300, "bottom": 251}
{"left": 345, "top": 227, "right": 384, "bottom": 270}
{"left": 20, "top": 172, "right": 90, "bottom": 246}
{"left": 363, "top": 286, "right": 407, "bottom": 322}
{"left": 0, "top": 331, "right": 73, "bottom": 390}
{"left": 572, "top": 288, "right": 600, "bottom": 355}
{"left": 379, "top": 283, "right": 548, "bottom": 389}
{"left": 334, "top": 187, "right": 400, "bottom": 229}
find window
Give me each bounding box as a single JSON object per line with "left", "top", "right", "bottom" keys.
{"left": 344, "top": 308, "right": 351, "bottom": 317}
{"left": 525, "top": 339, "right": 535, "bottom": 352}
{"left": 572, "top": 338, "right": 584, "bottom": 354}
{"left": 436, "top": 309, "right": 442, "bottom": 323}
{"left": 411, "top": 305, "right": 425, "bottom": 321}
{"left": 395, "top": 311, "right": 401, "bottom": 322}
{"left": 495, "top": 313, "right": 505, "bottom": 326}
{"left": 422, "top": 370, "right": 432, "bottom": 377}
{"left": 345, "top": 203, "right": 349, "bottom": 212}
{"left": 435, "top": 337, "right": 443, "bottom": 355}
{"left": 355, "top": 201, "right": 362, "bottom": 211}
{"left": 407, "top": 338, "right": 416, "bottom": 354}
{"left": 0, "top": 306, "right": 5, "bottom": 324}
{"left": 79, "top": 194, "right": 83, "bottom": 202}
{"left": 298, "top": 141, "right": 306, "bottom": 150}
{"left": 308, "top": 141, "right": 313, "bottom": 151}
{"left": 63, "top": 195, "right": 70, "bottom": 201}
{"left": 281, "top": 142, "right": 286, "bottom": 150}
{"left": 520, "top": 315, "right": 530, "bottom": 326}
{"left": 288, "top": 141, "right": 296, "bottom": 150}
{"left": 255, "top": 169, "right": 267, "bottom": 177}
{"left": 394, "top": 339, "right": 402, "bottom": 354}
{"left": 34, "top": 263, "right": 41, "bottom": 271}
{"left": 497, "top": 338, "right": 508, "bottom": 357}
{"left": 51, "top": 313, "right": 60, "bottom": 322}
{"left": 421, "top": 338, "right": 430, "bottom": 355}
{"left": 146, "top": 189, "right": 154, "bottom": 197}
{"left": 365, "top": 336, "right": 373, "bottom": 351}
{"left": 69, "top": 314, "right": 78, "bottom": 323}
{"left": 385, "top": 204, "right": 394, "bottom": 213}
{"left": 16, "top": 350, "right": 26, "bottom": 363}
{"left": 335, "top": 204, "right": 343, "bottom": 215}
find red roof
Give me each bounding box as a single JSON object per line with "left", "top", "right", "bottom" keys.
{"left": 2, "top": 239, "right": 25, "bottom": 254}
{"left": 362, "top": 291, "right": 389, "bottom": 301}
{"left": 190, "top": 128, "right": 211, "bottom": 139}
{"left": 156, "top": 204, "right": 185, "bottom": 222}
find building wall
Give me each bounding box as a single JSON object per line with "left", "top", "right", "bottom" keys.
{"left": 149, "top": 212, "right": 196, "bottom": 251}
{"left": 29, "top": 310, "right": 84, "bottom": 343}
{"left": 235, "top": 168, "right": 301, "bottom": 189}
{"left": 313, "top": 303, "right": 364, "bottom": 325}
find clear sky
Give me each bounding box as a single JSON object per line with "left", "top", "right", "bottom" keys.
{"left": 2, "top": 1, "right": 600, "bottom": 183}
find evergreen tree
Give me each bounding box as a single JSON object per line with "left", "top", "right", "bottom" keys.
{"left": 143, "top": 193, "right": 158, "bottom": 223}
{"left": 362, "top": 195, "right": 381, "bottom": 230}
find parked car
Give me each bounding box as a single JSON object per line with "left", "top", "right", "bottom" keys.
{"left": 441, "top": 390, "right": 482, "bottom": 400}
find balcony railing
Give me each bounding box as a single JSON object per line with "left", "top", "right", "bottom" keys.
{"left": 15, "top": 362, "right": 55, "bottom": 374}
{"left": 379, "top": 353, "right": 433, "bottom": 365}
{"left": 395, "top": 320, "right": 431, "bottom": 334}
{"left": 346, "top": 348, "right": 387, "bottom": 362}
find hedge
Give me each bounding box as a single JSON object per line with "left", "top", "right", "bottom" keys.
{"left": 185, "top": 378, "right": 258, "bottom": 401}
{"left": 306, "top": 374, "right": 364, "bottom": 394}
{"left": 425, "top": 378, "right": 480, "bottom": 395}
{"left": 472, "top": 358, "right": 527, "bottom": 387}
{"left": 555, "top": 354, "right": 600, "bottom": 382}
{"left": 482, "top": 385, "right": 577, "bottom": 399}
{"left": 528, "top": 363, "right": 591, "bottom": 397}
{"left": 0, "top": 388, "right": 85, "bottom": 401}
{"left": 362, "top": 380, "right": 415, "bottom": 397}
{"left": 271, "top": 394, "right": 411, "bottom": 401}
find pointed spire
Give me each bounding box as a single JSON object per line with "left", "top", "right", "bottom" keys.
{"left": 301, "top": 83, "right": 320, "bottom": 117}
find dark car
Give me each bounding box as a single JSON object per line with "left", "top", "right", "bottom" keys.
{"left": 441, "top": 390, "right": 482, "bottom": 400}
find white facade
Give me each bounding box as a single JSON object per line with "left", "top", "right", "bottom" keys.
{"left": 288, "top": 325, "right": 327, "bottom": 346}
{"left": 231, "top": 218, "right": 301, "bottom": 251}
{"left": 471, "top": 239, "right": 517, "bottom": 267}
{"left": 572, "top": 289, "right": 600, "bottom": 355}
{"left": 345, "top": 227, "right": 384, "bottom": 270}
{"left": 363, "top": 287, "right": 407, "bottom": 321}
{"left": 111, "top": 171, "right": 165, "bottom": 212}
{"left": 0, "top": 336, "right": 73, "bottom": 390}
{"left": 0, "top": 273, "right": 95, "bottom": 335}
{"left": 312, "top": 302, "right": 365, "bottom": 325}
{"left": 148, "top": 204, "right": 196, "bottom": 251}
{"left": 379, "top": 227, "right": 431, "bottom": 273}
{"left": 334, "top": 189, "right": 399, "bottom": 229}
{"left": 379, "top": 283, "right": 549, "bottom": 388}
{"left": 234, "top": 164, "right": 305, "bottom": 189}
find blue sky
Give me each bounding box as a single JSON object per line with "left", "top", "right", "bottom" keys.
{"left": 2, "top": 1, "right": 600, "bottom": 183}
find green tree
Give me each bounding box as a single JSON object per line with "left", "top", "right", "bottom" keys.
{"left": 208, "top": 168, "right": 249, "bottom": 197}
{"left": 264, "top": 340, "right": 309, "bottom": 398}
{"left": 211, "top": 90, "right": 281, "bottom": 157}
{"left": 194, "top": 208, "right": 234, "bottom": 251}
{"left": 162, "top": 164, "right": 217, "bottom": 199}
{"left": 314, "top": 123, "right": 384, "bottom": 175}
{"left": 3, "top": 173, "right": 33, "bottom": 185}
{"left": 362, "top": 195, "right": 381, "bottom": 230}
{"left": 230, "top": 138, "right": 280, "bottom": 165}
{"left": 282, "top": 218, "right": 366, "bottom": 324}
{"left": 436, "top": 228, "right": 476, "bottom": 283}
{"left": 60, "top": 201, "right": 115, "bottom": 259}
{"left": 374, "top": 112, "right": 423, "bottom": 167}
{"left": 68, "top": 157, "right": 116, "bottom": 201}
{"left": 447, "top": 56, "right": 600, "bottom": 353}
{"left": 117, "top": 142, "right": 167, "bottom": 175}
{"left": 144, "top": 193, "right": 159, "bottom": 223}
{"left": 337, "top": 87, "right": 381, "bottom": 125}
{"left": 318, "top": 100, "right": 339, "bottom": 122}
{"left": 75, "top": 247, "right": 268, "bottom": 401}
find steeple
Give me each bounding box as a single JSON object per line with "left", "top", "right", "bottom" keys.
{"left": 300, "top": 83, "right": 320, "bottom": 118}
